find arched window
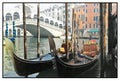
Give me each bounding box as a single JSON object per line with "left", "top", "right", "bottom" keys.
{"left": 33, "top": 14, "right": 37, "bottom": 19}
{"left": 9, "top": 29, "right": 12, "bottom": 37}
{"left": 25, "top": 6, "right": 31, "bottom": 18}
{"left": 17, "top": 29, "right": 20, "bottom": 37}
{"left": 45, "top": 18, "right": 49, "bottom": 23}
{"left": 55, "top": 22, "right": 58, "bottom": 26}
{"left": 59, "top": 24, "right": 62, "bottom": 28}
{"left": 40, "top": 16, "right": 44, "bottom": 21}
{"left": 13, "top": 12, "right": 20, "bottom": 20}
{"left": 6, "top": 13, "right": 12, "bottom": 21}
{"left": 50, "top": 20, "right": 54, "bottom": 25}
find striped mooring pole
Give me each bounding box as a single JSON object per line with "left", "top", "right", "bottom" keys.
{"left": 5, "top": 22, "right": 8, "bottom": 37}
{"left": 13, "top": 21, "right": 16, "bottom": 38}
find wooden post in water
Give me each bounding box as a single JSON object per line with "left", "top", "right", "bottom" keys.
{"left": 23, "top": 3, "right": 27, "bottom": 59}
{"left": 100, "top": 3, "right": 108, "bottom": 78}
{"left": 71, "top": 8, "right": 74, "bottom": 54}
{"left": 73, "top": 14, "right": 77, "bottom": 61}
{"left": 104, "top": 3, "right": 108, "bottom": 70}
{"left": 108, "top": 3, "right": 112, "bottom": 57}
{"left": 37, "top": 3, "right": 40, "bottom": 58}
{"left": 100, "top": 3, "right": 104, "bottom": 77}
{"left": 65, "top": 3, "right": 68, "bottom": 59}
{"left": 77, "top": 18, "right": 79, "bottom": 44}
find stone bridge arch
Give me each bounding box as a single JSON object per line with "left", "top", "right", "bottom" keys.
{"left": 16, "top": 24, "right": 54, "bottom": 37}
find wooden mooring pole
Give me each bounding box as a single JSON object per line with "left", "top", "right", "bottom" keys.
{"left": 37, "top": 3, "right": 40, "bottom": 58}
{"left": 23, "top": 3, "right": 27, "bottom": 59}
{"left": 65, "top": 3, "right": 68, "bottom": 59}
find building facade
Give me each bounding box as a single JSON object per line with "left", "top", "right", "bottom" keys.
{"left": 40, "top": 4, "right": 74, "bottom": 32}
{"left": 74, "top": 3, "right": 100, "bottom": 30}
{"left": 40, "top": 3, "right": 117, "bottom": 33}
{"left": 112, "top": 3, "right": 117, "bottom": 15}
{"left": 74, "top": 4, "right": 86, "bottom": 29}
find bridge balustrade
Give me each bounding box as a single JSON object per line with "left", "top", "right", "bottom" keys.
{"left": 4, "top": 19, "right": 64, "bottom": 33}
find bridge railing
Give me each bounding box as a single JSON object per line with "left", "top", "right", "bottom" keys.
{"left": 4, "top": 19, "right": 65, "bottom": 32}
{"left": 40, "top": 21, "right": 64, "bottom": 32}
{"left": 25, "top": 19, "right": 65, "bottom": 32}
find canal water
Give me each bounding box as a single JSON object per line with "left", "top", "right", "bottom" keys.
{"left": 3, "top": 37, "right": 102, "bottom": 78}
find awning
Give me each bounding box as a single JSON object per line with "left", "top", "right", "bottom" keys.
{"left": 88, "top": 28, "right": 99, "bottom": 32}
{"left": 79, "top": 29, "right": 84, "bottom": 32}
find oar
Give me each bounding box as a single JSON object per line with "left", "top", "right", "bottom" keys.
{"left": 48, "top": 35, "right": 57, "bottom": 54}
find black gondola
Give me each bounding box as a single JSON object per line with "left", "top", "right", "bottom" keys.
{"left": 48, "top": 3, "right": 99, "bottom": 77}
{"left": 48, "top": 33, "right": 99, "bottom": 77}
{"left": 12, "top": 52, "right": 54, "bottom": 76}
{"left": 9, "top": 3, "right": 55, "bottom": 77}
{"left": 4, "top": 36, "right": 54, "bottom": 77}
{"left": 55, "top": 53, "right": 99, "bottom": 77}
{"left": 48, "top": 31, "right": 99, "bottom": 77}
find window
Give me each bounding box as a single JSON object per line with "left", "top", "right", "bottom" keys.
{"left": 96, "top": 16, "right": 98, "bottom": 22}
{"left": 45, "top": 18, "right": 49, "bottom": 23}
{"left": 86, "top": 10, "right": 87, "bottom": 13}
{"left": 63, "top": 21, "right": 65, "bottom": 24}
{"left": 94, "top": 3, "right": 96, "bottom": 6}
{"left": 55, "top": 22, "right": 58, "bottom": 26}
{"left": 33, "top": 14, "right": 37, "bottom": 19}
{"left": 63, "top": 15, "right": 65, "bottom": 18}
{"left": 58, "top": 17, "right": 60, "bottom": 20}
{"left": 96, "top": 24, "right": 98, "bottom": 28}
{"left": 86, "top": 24, "right": 87, "bottom": 28}
{"left": 40, "top": 16, "right": 44, "bottom": 21}
{"left": 97, "top": 8, "right": 99, "bottom": 13}
{"left": 79, "top": 15, "right": 81, "bottom": 18}
{"left": 94, "top": 24, "right": 96, "bottom": 28}
{"left": 76, "top": 10, "right": 78, "bottom": 12}
{"left": 50, "top": 20, "right": 54, "bottom": 25}
{"left": 17, "top": 29, "right": 20, "bottom": 36}
{"left": 6, "top": 13, "right": 12, "bottom": 21}
{"left": 94, "top": 8, "right": 95, "bottom": 13}
{"left": 83, "top": 9, "right": 85, "bottom": 12}
{"left": 68, "top": 20, "right": 70, "bottom": 23}
{"left": 89, "top": 24, "right": 91, "bottom": 28}
{"left": 96, "top": 8, "right": 98, "bottom": 13}
{"left": 83, "top": 25, "right": 84, "bottom": 29}
{"left": 94, "top": 16, "right": 96, "bottom": 21}
{"left": 13, "top": 12, "right": 20, "bottom": 20}
{"left": 9, "top": 29, "right": 12, "bottom": 37}
{"left": 81, "top": 15, "right": 85, "bottom": 21}
{"left": 68, "top": 14, "right": 70, "bottom": 17}
{"left": 52, "top": 9, "right": 54, "bottom": 11}
{"left": 86, "top": 17, "right": 87, "bottom": 21}
{"left": 68, "top": 9, "right": 70, "bottom": 12}
{"left": 59, "top": 24, "right": 62, "bottom": 28}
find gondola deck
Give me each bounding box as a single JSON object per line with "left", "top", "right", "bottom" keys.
{"left": 55, "top": 53, "right": 99, "bottom": 77}
{"left": 57, "top": 53, "right": 97, "bottom": 66}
